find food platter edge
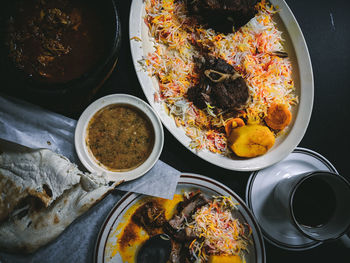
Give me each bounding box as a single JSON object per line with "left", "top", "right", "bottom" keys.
{"left": 94, "top": 173, "right": 266, "bottom": 263}
{"left": 129, "top": 0, "right": 314, "bottom": 172}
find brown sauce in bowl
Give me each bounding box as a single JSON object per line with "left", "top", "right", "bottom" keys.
{"left": 86, "top": 104, "right": 155, "bottom": 172}
{"left": 5, "top": 0, "right": 113, "bottom": 84}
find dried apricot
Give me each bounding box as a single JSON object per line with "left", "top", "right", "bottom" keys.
{"left": 265, "top": 103, "right": 292, "bottom": 130}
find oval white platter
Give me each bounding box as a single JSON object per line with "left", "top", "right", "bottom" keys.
{"left": 129, "top": 0, "right": 313, "bottom": 171}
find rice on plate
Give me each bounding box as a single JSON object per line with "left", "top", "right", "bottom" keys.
{"left": 129, "top": 0, "right": 313, "bottom": 170}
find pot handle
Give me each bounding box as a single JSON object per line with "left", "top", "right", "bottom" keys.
{"left": 340, "top": 232, "right": 350, "bottom": 248}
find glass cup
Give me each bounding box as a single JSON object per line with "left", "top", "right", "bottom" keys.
{"left": 273, "top": 171, "right": 350, "bottom": 243}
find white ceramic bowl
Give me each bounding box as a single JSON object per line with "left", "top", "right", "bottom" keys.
{"left": 75, "top": 94, "right": 164, "bottom": 182}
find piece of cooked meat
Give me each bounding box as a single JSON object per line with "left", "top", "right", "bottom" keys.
{"left": 187, "top": 55, "right": 250, "bottom": 111}
{"left": 171, "top": 191, "right": 209, "bottom": 228}
{"left": 165, "top": 191, "right": 209, "bottom": 241}
{"left": 165, "top": 225, "right": 198, "bottom": 242}
{"left": 132, "top": 201, "right": 166, "bottom": 236}
{"left": 169, "top": 240, "right": 184, "bottom": 263}
{"left": 186, "top": 0, "right": 258, "bottom": 33}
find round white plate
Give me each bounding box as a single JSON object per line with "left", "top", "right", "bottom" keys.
{"left": 75, "top": 94, "right": 164, "bottom": 182}
{"left": 95, "top": 173, "right": 266, "bottom": 263}
{"left": 129, "top": 0, "right": 313, "bottom": 171}
{"left": 245, "top": 147, "right": 338, "bottom": 251}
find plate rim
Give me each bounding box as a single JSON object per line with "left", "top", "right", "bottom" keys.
{"left": 94, "top": 173, "right": 266, "bottom": 263}
{"left": 129, "top": 0, "right": 314, "bottom": 172}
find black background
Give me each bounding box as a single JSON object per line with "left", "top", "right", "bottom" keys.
{"left": 2, "top": 0, "right": 350, "bottom": 262}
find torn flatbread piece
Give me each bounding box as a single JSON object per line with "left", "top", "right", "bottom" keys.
{"left": 0, "top": 148, "right": 122, "bottom": 253}
{"left": 0, "top": 149, "right": 81, "bottom": 223}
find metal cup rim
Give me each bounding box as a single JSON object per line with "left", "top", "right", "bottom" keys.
{"left": 289, "top": 171, "right": 350, "bottom": 242}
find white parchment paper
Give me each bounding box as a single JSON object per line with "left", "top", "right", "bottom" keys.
{"left": 0, "top": 95, "right": 180, "bottom": 199}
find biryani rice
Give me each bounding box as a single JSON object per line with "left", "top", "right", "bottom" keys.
{"left": 144, "top": 0, "right": 297, "bottom": 155}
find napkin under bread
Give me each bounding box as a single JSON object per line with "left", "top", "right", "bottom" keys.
{"left": 0, "top": 148, "right": 122, "bottom": 253}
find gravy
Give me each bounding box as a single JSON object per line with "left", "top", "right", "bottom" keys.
{"left": 86, "top": 104, "right": 155, "bottom": 171}
{"left": 5, "top": 0, "right": 113, "bottom": 84}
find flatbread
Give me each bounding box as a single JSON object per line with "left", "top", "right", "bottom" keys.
{"left": 0, "top": 148, "right": 122, "bottom": 253}
{"left": 0, "top": 149, "right": 81, "bottom": 223}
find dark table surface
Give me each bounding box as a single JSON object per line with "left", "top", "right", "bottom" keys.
{"left": 2, "top": 0, "right": 350, "bottom": 262}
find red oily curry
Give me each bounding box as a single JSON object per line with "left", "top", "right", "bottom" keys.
{"left": 5, "top": 0, "right": 113, "bottom": 84}
{"left": 86, "top": 104, "right": 155, "bottom": 171}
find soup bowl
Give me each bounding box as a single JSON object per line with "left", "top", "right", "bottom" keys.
{"left": 75, "top": 94, "right": 164, "bottom": 182}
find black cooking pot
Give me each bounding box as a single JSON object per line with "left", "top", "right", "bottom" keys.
{"left": 0, "top": 0, "right": 121, "bottom": 117}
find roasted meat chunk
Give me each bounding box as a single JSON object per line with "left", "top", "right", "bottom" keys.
{"left": 165, "top": 191, "right": 209, "bottom": 242}
{"left": 186, "top": 0, "right": 258, "bottom": 33}
{"left": 187, "top": 55, "right": 250, "bottom": 112}
{"left": 132, "top": 201, "right": 166, "bottom": 236}
{"left": 169, "top": 240, "right": 184, "bottom": 263}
